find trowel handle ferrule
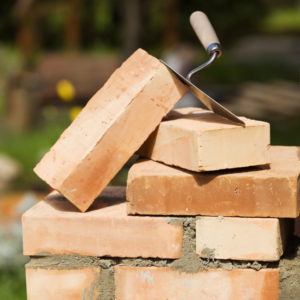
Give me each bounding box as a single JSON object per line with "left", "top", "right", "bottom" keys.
{"left": 190, "top": 11, "right": 222, "bottom": 58}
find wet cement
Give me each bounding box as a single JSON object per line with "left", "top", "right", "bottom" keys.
{"left": 27, "top": 215, "right": 298, "bottom": 299}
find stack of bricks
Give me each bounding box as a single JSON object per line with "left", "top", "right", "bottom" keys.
{"left": 22, "top": 49, "right": 300, "bottom": 299}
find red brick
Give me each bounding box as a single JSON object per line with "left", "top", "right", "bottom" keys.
{"left": 26, "top": 266, "right": 100, "bottom": 300}
{"left": 196, "top": 217, "right": 293, "bottom": 261}
{"left": 34, "top": 49, "right": 188, "bottom": 212}
{"left": 127, "top": 146, "right": 300, "bottom": 217}
{"left": 115, "top": 266, "right": 279, "bottom": 299}
{"left": 22, "top": 187, "right": 183, "bottom": 258}
{"left": 138, "top": 107, "right": 270, "bottom": 172}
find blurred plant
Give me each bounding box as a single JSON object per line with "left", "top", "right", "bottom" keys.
{"left": 0, "top": 268, "right": 27, "bottom": 300}
{"left": 69, "top": 105, "right": 83, "bottom": 121}
{"left": 262, "top": 6, "right": 300, "bottom": 33}
{"left": 41, "top": 105, "right": 58, "bottom": 121}
{"left": 56, "top": 79, "right": 76, "bottom": 102}
{"left": 0, "top": 1, "right": 18, "bottom": 44}
{"left": 0, "top": 116, "right": 71, "bottom": 190}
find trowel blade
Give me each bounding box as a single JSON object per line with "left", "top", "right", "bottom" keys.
{"left": 160, "top": 60, "right": 245, "bottom": 125}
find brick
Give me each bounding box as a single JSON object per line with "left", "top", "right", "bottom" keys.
{"left": 127, "top": 146, "right": 300, "bottom": 217}
{"left": 137, "top": 107, "right": 270, "bottom": 172}
{"left": 22, "top": 187, "right": 183, "bottom": 258}
{"left": 115, "top": 266, "right": 279, "bottom": 299}
{"left": 26, "top": 266, "right": 100, "bottom": 300}
{"left": 34, "top": 49, "right": 188, "bottom": 212}
{"left": 196, "top": 217, "right": 293, "bottom": 261}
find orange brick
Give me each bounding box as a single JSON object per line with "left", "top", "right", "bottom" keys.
{"left": 115, "top": 266, "right": 279, "bottom": 299}
{"left": 22, "top": 187, "right": 183, "bottom": 258}
{"left": 127, "top": 146, "right": 300, "bottom": 217}
{"left": 26, "top": 266, "right": 100, "bottom": 300}
{"left": 138, "top": 107, "right": 270, "bottom": 172}
{"left": 196, "top": 217, "right": 293, "bottom": 261}
{"left": 34, "top": 49, "right": 188, "bottom": 212}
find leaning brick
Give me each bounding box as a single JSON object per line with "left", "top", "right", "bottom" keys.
{"left": 34, "top": 49, "right": 188, "bottom": 212}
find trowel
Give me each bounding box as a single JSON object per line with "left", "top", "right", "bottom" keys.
{"left": 160, "top": 11, "right": 245, "bottom": 125}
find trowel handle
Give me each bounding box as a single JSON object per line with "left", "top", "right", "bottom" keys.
{"left": 190, "top": 11, "right": 222, "bottom": 58}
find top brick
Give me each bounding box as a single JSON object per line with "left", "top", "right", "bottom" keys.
{"left": 34, "top": 49, "right": 188, "bottom": 212}
{"left": 138, "top": 107, "right": 271, "bottom": 172}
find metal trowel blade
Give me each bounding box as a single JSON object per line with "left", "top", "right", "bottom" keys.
{"left": 160, "top": 60, "right": 245, "bottom": 125}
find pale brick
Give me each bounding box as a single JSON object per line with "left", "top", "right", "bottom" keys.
{"left": 26, "top": 266, "right": 100, "bottom": 300}
{"left": 34, "top": 49, "right": 188, "bottom": 212}
{"left": 127, "top": 146, "right": 300, "bottom": 217}
{"left": 137, "top": 107, "right": 270, "bottom": 172}
{"left": 22, "top": 187, "right": 183, "bottom": 258}
{"left": 196, "top": 217, "right": 293, "bottom": 261}
{"left": 115, "top": 266, "right": 279, "bottom": 300}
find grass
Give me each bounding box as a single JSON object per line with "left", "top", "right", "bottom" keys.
{"left": 262, "top": 7, "right": 300, "bottom": 33}
{"left": 0, "top": 268, "right": 27, "bottom": 300}
{"left": 0, "top": 115, "right": 71, "bottom": 190}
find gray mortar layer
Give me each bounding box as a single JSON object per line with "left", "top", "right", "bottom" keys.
{"left": 27, "top": 216, "right": 294, "bottom": 298}
{"left": 277, "top": 235, "right": 300, "bottom": 300}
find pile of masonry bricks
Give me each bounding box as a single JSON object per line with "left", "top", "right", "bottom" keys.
{"left": 22, "top": 49, "right": 300, "bottom": 299}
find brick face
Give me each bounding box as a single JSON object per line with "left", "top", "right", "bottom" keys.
{"left": 22, "top": 188, "right": 183, "bottom": 258}
{"left": 115, "top": 266, "right": 279, "bottom": 300}
{"left": 34, "top": 49, "right": 188, "bottom": 212}
{"left": 26, "top": 267, "right": 100, "bottom": 300}
{"left": 196, "top": 217, "right": 293, "bottom": 261}
{"left": 137, "top": 107, "right": 270, "bottom": 172}
{"left": 127, "top": 146, "right": 300, "bottom": 217}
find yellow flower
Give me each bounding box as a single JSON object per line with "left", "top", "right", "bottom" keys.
{"left": 56, "top": 80, "right": 75, "bottom": 102}
{"left": 69, "top": 106, "right": 83, "bottom": 121}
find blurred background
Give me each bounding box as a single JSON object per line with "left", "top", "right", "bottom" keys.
{"left": 0, "top": 0, "right": 299, "bottom": 298}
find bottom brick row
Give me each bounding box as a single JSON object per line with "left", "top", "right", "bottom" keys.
{"left": 26, "top": 265, "right": 279, "bottom": 300}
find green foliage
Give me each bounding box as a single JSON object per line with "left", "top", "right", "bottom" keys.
{"left": 0, "top": 116, "right": 71, "bottom": 190}
{"left": 271, "top": 124, "right": 300, "bottom": 146}
{"left": 197, "top": 55, "right": 297, "bottom": 86}
{"left": 0, "top": 268, "right": 27, "bottom": 300}
{"left": 262, "top": 7, "right": 300, "bottom": 33}
{"left": 0, "top": 1, "right": 17, "bottom": 43}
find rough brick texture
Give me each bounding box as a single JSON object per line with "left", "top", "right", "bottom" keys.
{"left": 22, "top": 187, "right": 183, "bottom": 258}
{"left": 196, "top": 217, "right": 293, "bottom": 261}
{"left": 115, "top": 266, "right": 279, "bottom": 299}
{"left": 26, "top": 266, "right": 100, "bottom": 300}
{"left": 138, "top": 107, "right": 270, "bottom": 172}
{"left": 127, "top": 146, "right": 300, "bottom": 217}
{"left": 34, "top": 49, "right": 188, "bottom": 212}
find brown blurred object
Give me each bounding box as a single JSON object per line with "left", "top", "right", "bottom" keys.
{"left": 5, "top": 71, "right": 42, "bottom": 130}
{"left": 4, "top": 53, "right": 120, "bottom": 130}
{"left": 225, "top": 81, "right": 300, "bottom": 121}
{"left": 0, "top": 191, "right": 45, "bottom": 226}
{"left": 14, "top": 0, "right": 81, "bottom": 57}
{"left": 164, "top": 0, "right": 179, "bottom": 48}
{"left": 122, "top": 0, "right": 142, "bottom": 59}
{"left": 36, "top": 53, "right": 120, "bottom": 104}
{"left": 65, "top": 0, "right": 81, "bottom": 51}
{"left": 0, "top": 154, "right": 20, "bottom": 192}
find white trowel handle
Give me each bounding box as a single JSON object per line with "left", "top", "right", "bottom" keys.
{"left": 190, "top": 11, "right": 222, "bottom": 58}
